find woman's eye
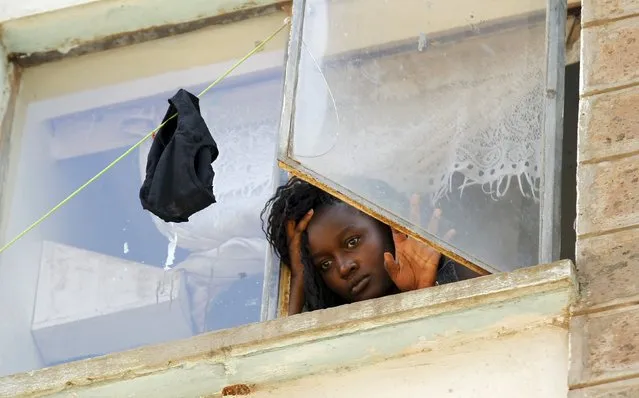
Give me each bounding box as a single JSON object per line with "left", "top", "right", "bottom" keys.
{"left": 320, "top": 260, "right": 332, "bottom": 271}
{"left": 346, "top": 237, "right": 361, "bottom": 249}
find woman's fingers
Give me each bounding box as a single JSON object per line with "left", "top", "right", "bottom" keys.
{"left": 287, "top": 210, "right": 314, "bottom": 276}
{"left": 427, "top": 208, "right": 442, "bottom": 235}
{"left": 391, "top": 228, "right": 409, "bottom": 246}
{"left": 286, "top": 209, "right": 314, "bottom": 242}
{"left": 297, "top": 209, "right": 314, "bottom": 232}
{"left": 383, "top": 252, "right": 401, "bottom": 279}
{"left": 443, "top": 228, "right": 456, "bottom": 242}
{"left": 409, "top": 194, "right": 421, "bottom": 225}
{"left": 286, "top": 219, "right": 296, "bottom": 242}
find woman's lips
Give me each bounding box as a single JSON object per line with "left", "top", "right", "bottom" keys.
{"left": 351, "top": 275, "right": 371, "bottom": 295}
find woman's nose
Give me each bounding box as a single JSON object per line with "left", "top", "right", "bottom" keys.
{"left": 337, "top": 257, "right": 358, "bottom": 278}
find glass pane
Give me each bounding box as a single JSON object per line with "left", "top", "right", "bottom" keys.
{"left": 287, "top": 0, "right": 553, "bottom": 272}
{"left": 0, "top": 53, "right": 284, "bottom": 375}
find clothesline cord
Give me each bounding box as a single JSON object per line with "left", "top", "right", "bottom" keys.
{"left": 0, "top": 18, "right": 291, "bottom": 256}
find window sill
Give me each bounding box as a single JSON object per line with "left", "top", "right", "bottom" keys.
{"left": 0, "top": 260, "right": 576, "bottom": 397}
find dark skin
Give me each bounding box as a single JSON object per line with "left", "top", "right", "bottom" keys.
{"left": 286, "top": 196, "right": 456, "bottom": 315}
{"left": 307, "top": 203, "right": 396, "bottom": 302}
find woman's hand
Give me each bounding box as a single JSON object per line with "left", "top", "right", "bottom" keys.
{"left": 384, "top": 195, "right": 455, "bottom": 292}
{"left": 286, "top": 209, "right": 314, "bottom": 278}
{"left": 285, "top": 209, "right": 314, "bottom": 315}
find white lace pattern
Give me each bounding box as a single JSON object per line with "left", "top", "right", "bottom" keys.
{"left": 297, "top": 22, "right": 546, "bottom": 204}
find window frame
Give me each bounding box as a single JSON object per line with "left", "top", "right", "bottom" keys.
{"left": 276, "top": 0, "right": 567, "bottom": 275}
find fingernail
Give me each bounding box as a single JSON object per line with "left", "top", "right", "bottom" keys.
{"left": 308, "top": 209, "right": 314, "bottom": 215}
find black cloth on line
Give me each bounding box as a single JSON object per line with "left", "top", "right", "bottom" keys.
{"left": 140, "top": 89, "right": 219, "bottom": 223}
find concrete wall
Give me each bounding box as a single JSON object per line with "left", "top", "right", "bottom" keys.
{"left": 0, "top": 0, "right": 100, "bottom": 22}
{"left": 0, "top": 40, "right": 17, "bottom": 251}
{"left": 251, "top": 326, "right": 568, "bottom": 398}
{"left": 570, "top": 0, "right": 639, "bottom": 395}
{"left": 0, "top": 0, "right": 285, "bottom": 65}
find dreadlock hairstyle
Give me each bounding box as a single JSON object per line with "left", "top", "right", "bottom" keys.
{"left": 261, "top": 176, "right": 395, "bottom": 311}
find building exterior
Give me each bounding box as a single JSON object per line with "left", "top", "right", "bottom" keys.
{"left": 0, "top": 0, "right": 636, "bottom": 396}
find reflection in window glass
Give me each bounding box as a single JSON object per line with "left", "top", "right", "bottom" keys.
{"left": 288, "top": 0, "right": 552, "bottom": 272}
{"left": 0, "top": 61, "right": 284, "bottom": 376}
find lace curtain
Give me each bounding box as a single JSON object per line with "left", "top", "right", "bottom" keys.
{"left": 296, "top": 21, "right": 546, "bottom": 204}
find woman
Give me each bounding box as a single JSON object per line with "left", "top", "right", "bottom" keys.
{"left": 261, "top": 177, "right": 462, "bottom": 315}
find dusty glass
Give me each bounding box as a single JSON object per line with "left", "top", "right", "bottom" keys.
{"left": 0, "top": 30, "right": 286, "bottom": 376}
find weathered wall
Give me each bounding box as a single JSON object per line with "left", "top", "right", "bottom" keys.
{"left": 0, "top": 42, "right": 12, "bottom": 155}
{"left": 251, "top": 326, "right": 568, "bottom": 398}
{"left": 570, "top": 0, "right": 639, "bottom": 395}
{"left": 0, "top": 0, "right": 286, "bottom": 65}
{"left": 0, "top": 261, "right": 575, "bottom": 397}
{"left": 0, "top": 41, "right": 18, "bottom": 249}
{"left": 0, "top": 0, "right": 100, "bottom": 21}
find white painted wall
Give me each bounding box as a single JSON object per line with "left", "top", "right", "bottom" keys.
{"left": 252, "top": 326, "right": 568, "bottom": 398}
{"left": 0, "top": 43, "right": 9, "bottom": 127}
{"left": 0, "top": 0, "right": 283, "bottom": 55}
{"left": 0, "top": 0, "right": 100, "bottom": 22}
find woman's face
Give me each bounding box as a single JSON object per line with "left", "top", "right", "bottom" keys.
{"left": 306, "top": 203, "right": 395, "bottom": 302}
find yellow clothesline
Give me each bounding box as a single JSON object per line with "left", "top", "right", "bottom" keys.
{"left": 0, "top": 18, "right": 291, "bottom": 255}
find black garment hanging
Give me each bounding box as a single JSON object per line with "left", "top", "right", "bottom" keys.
{"left": 140, "top": 89, "right": 219, "bottom": 223}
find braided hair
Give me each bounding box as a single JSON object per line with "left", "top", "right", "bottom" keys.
{"left": 261, "top": 177, "right": 397, "bottom": 311}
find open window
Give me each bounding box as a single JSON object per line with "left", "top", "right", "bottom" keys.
{"left": 277, "top": 0, "right": 567, "bottom": 275}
